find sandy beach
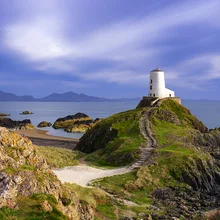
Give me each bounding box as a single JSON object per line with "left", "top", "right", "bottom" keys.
{"left": 14, "top": 129, "right": 79, "bottom": 149}
{"left": 53, "top": 165, "right": 131, "bottom": 186}
{"left": 14, "top": 129, "right": 78, "bottom": 141}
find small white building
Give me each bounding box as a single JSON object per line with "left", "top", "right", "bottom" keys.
{"left": 148, "top": 68, "right": 175, "bottom": 98}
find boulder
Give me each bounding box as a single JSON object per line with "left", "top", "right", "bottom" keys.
{"left": 37, "top": 121, "right": 52, "bottom": 128}
{"left": 53, "top": 113, "right": 102, "bottom": 132}
{"left": 20, "top": 111, "right": 33, "bottom": 115}
{"left": 0, "top": 118, "right": 35, "bottom": 130}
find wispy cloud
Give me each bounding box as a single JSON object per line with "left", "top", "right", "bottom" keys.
{"left": 165, "top": 54, "right": 220, "bottom": 90}
{"left": 36, "top": 60, "right": 75, "bottom": 73}
{"left": 4, "top": 1, "right": 220, "bottom": 61}
{"left": 83, "top": 70, "right": 147, "bottom": 85}
{"left": 4, "top": 18, "right": 71, "bottom": 61}
{"left": 2, "top": 0, "right": 220, "bottom": 89}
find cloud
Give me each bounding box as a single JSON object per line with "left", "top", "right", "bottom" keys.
{"left": 36, "top": 60, "right": 75, "bottom": 73}
{"left": 2, "top": 0, "right": 220, "bottom": 88}
{"left": 83, "top": 70, "right": 147, "bottom": 85}
{"left": 4, "top": 1, "right": 220, "bottom": 61}
{"left": 165, "top": 54, "right": 220, "bottom": 90}
{"left": 4, "top": 18, "right": 71, "bottom": 61}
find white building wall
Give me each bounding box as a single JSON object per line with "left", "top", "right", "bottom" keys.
{"left": 165, "top": 88, "right": 175, "bottom": 97}
{"left": 148, "top": 69, "right": 165, "bottom": 98}
{"left": 148, "top": 68, "right": 175, "bottom": 98}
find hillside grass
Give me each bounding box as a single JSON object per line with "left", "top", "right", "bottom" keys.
{"left": 89, "top": 100, "right": 212, "bottom": 217}
{"left": 159, "top": 99, "right": 208, "bottom": 132}
{"left": 36, "top": 146, "right": 85, "bottom": 168}
{"left": 0, "top": 194, "right": 67, "bottom": 220}
{"left": 148, "top": 100, "right": 211, "bottom": 186}
{"left": 64, "top": 183, "right": 118, "bottom": 220}
{"left": 84, "top": 108, "right": 146, "bottom": 167}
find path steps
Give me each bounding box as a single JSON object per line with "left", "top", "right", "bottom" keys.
{"left": 131, "top": 108, "right": 157, "bottom": 168}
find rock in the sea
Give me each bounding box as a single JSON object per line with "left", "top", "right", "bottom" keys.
{"left": 0, "top": 113, "right": 10, "bottom": 117}
{"left": 20, "top": 110, "right": 33, "bottom": 115}
{"left": 37, "top": 121, "right": 52, "bottom": 128}
{"left": 53, "top": 112, "right": 102, "bottom": 132}
{"left": 0, "top": 118, "right": 35, "bottom": 130}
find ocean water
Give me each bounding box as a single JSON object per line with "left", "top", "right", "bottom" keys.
{"left": 182, "top": 100, "right": 220, "bottom": 129}
{"left": 0, "top": 102, "right": 138, "bottom": 138}
{"left": 0, "top": 100, "right": 219, "bottom": 138}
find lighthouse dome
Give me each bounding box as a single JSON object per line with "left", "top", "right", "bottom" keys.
{"left": 151, "top": 68, "right": 163, "bottom": 72}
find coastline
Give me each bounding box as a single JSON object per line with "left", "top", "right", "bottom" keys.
{"left": 13, "top": 129, "right": 79, "bottom": 149}
{"left": 13, "top": 129, "right": 78, "bottom": 141}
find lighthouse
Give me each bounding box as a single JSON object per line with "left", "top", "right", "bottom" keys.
{"left": 148, "top": 68, "right": 175, "bottom": 98}
{"left": 136, "top": 68, "right": 180, "bottom": 108}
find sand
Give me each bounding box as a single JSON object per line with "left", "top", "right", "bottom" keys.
{"left": 53, "top": 165, "right": 131, "bottom": 186}
{"left": 14, "top": 129, "right": 131, "bottom": 184}
{"left": 14, "top": 129, "right": 77, "bottom": 141}
{"left": 13, "top": 129, "right": 79, "bottom": 149}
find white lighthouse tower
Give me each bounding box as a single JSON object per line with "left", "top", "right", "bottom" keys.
{"left": 148, "top": 68, "right": 175, "bottom": 98}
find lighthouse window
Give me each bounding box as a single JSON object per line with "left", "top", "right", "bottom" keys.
{"left": 151, "top": 79, "right": 152, "bottom": 84}
{"left": 153, "top": 94, "right": 155, "bottom": 97}
{"left": 150, "top": 85, "right": 152, "bottom": 90}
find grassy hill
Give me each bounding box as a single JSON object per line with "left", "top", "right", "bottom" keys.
{"left": 1, "top": 99, "right": 220, "bottom": 219}
{"left": 77, "top": 99, "right": 220, "bottom": 219}
{"left": 76, "top": 108, "right": 146, "bottom": 166}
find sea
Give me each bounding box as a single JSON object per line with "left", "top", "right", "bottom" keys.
{"left": 0, "top": 100, "right": 220, "bottom": 139}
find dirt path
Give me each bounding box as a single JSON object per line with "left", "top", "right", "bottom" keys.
{"left": 53, "top": 165, "right": 131, "bottom": 186}
{"left": 131, "top": 108, "right": 157, "bottom": 168}
{"left": 53, "top": 108, "right": 157, "bottom": 185}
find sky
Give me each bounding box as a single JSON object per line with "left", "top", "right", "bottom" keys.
{"left": 0, "top": 0, "right": 220, "bottom": 99}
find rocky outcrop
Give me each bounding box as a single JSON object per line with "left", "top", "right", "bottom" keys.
{"left": 76, "top": 108, "right": 144, "bottom": 166}
{"left": 0, "top": 113, "right": 10, "bottom": 117}
{"left": 151, "top": 99, "right": 209, "bottom": 133}
{"left": 0, "top": 127, "right": 93, "bottom": 219}
{"left": 0, "top": 118, "right": 35, "bottom": 130}
{"left": 20, "top": 111, "right": 33, "bottom": 115}
{"left": 53, "top": 113, "right": 102, "bottom": 133}
{"left": 64, "top": 118, "right": 102, "bottom": 133}
{"left": 37, "top": 121, "right": 52, "bottom": 128}
{"left": 77, "top": 126, "right": 118, "bottom": 153}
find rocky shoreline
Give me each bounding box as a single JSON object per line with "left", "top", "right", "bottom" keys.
{"left": 0, "top": 113, "right": 10, "bottom": 117}
{"left": 0, "top": 118, "right": 34, "bottom": 130}
{"left": 0, "top": 111, "right": 101, "bottom": 134}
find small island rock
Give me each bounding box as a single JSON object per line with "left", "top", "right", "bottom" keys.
{"left": 37, "top": 121, "right": 52, "bottom": 128}
{"left": 20, "top": 111, "right": 33, "bottom": 115}
{"left": 53, "top": 113, "right": 102, "bottom": 133}
{"left": 0, "top": 113, "right": 10, "bottom": 117}
{"left": 0, "top": 118, "right": 35, "bottom": 130}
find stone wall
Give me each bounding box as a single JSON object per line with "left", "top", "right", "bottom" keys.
{"left": 136, "top": 96, "right": 181, "bottom": 108}
{"left": 156, "top": 97, "right": 181, "bottom": 106}
{"left": 136, "top": 97, "right": 158, "bottom": 108}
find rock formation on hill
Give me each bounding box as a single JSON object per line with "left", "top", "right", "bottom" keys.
{"left": 0, "top": 118, "right": 34, "bottom": 130}
{"left": 53, "top": 113, "right": 102, "bottom": 133}
{"left": 37, "top": 121, "right": 52, "bottom": 128}
{"left": 0, "top": 127, "right": 93, "bottom": 219}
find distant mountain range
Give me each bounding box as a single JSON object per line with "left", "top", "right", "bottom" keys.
{"left": 0, "top": 90, "right": 141, "bottom": 102}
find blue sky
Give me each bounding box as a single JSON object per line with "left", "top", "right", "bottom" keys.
{"left": 0, "top": 0, "right": 220, "bottom": 99}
